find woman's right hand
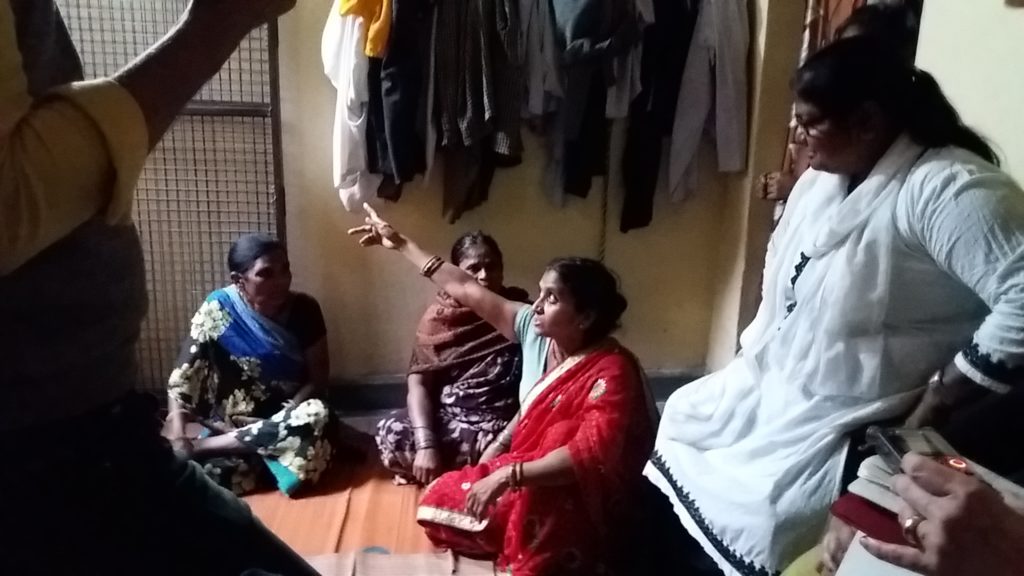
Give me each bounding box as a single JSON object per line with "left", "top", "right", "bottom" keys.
{"left": 347, "top": 203, "right": 406, "bottom": 251}
{"left": 413, "top": 447, "right": 441, "bottom": 485}
{"left": 817, "top": 515, "right": 857, "bottom": 575}
{"left": 861, "top": 453, "right": 1024, "bottom": 576}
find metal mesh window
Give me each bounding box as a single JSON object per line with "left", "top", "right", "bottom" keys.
{"left": 57, "top": 0, "right": 285, "bottom": 391}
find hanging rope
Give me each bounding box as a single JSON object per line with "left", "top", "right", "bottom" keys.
{"left": 597, "top": 173, "right": 609, "bottom": 264}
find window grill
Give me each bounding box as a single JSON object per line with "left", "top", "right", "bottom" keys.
{"left": 57, "top": 0, "right": 286, "bottom": 391}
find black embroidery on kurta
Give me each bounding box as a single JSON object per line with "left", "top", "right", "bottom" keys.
{"left": 961, "top": 342, "right": 1024, "bottom": 386}
{"left": 650, "top": 452, "right": 781, "bottom": 576}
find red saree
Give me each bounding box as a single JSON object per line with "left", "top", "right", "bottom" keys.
{"left": 416, "top": 342, "right": 657, "bottom": 575}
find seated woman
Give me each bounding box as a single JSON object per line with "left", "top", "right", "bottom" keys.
{"left": 349, "top": 209, "right": 658, "bottom": 575}
{"left": 165, "top": 233, "right": 334, "bottom": 497}
{"left": 376, "top": 231, "right": 531, "bottom": 485}
{"left": 648, "top": 36, "right": 1024, "bottom": 576}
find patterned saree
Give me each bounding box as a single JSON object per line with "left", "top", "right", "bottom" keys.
{"left": 168, "top": 286, "right": 333, "bottom": 496}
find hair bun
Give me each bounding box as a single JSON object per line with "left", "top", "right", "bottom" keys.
{"left": 612, "top": 293, "right": 628, "bottom": 318}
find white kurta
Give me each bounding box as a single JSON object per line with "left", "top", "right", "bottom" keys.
{"left": 647, "top": 137, "right": 1024, "bottom": 575}
{"left": 322, "top": 2, "right": 382, "bottom": 211}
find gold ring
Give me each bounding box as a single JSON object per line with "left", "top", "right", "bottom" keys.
{"left": 901, "top": 514, "right": 925, "bottom": 547}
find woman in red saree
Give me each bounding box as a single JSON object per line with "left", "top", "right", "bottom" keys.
{"left": 348, "top": 204, "right": 658, "bottom": 575}
{"left": 418, "top": 342, "right": 653, "bottom": 575}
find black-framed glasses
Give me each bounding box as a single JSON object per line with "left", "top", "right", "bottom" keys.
{"left": 794, "top": 113, "right": 829, "bottom": 138}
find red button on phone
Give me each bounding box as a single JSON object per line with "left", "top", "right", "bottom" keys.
{"left": 942, "top": 456, "right": 969, "bottom": 472}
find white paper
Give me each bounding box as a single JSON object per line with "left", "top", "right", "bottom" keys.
{"left": 836, "top": 532, "right": 922, "bottom": 576}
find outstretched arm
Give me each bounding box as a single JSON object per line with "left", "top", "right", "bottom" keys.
{"left": 348, "top": 204, "right": 528, "bottom": 341}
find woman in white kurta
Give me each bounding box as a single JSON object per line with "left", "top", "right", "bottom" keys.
{"left": 647, "top": 36, "right": 1024, "bottom": 576}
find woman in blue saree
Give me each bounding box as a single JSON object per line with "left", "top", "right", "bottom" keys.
{"left": 165, "top": 234, "right": 334, "bottom": 496}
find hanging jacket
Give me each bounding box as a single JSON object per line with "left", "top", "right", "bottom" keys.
{"left": 668, "top": 0, "right": 749, "bottom": 201}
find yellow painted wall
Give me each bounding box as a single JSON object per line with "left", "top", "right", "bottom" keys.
{"left": 277, "top": 1, "right": 731, "bottom": 381}
{"left": 705, "top": 0, "right": 804, "bottom": 370}
{"left": 915, "top": 0, "right": 1024, "bottom": 182}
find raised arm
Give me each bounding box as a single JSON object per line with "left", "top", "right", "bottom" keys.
{"left": 117, "top": 0, "right": 296, "bottom": 150}
{"left": 348, "top": 204, "right": 528, "bottom": 342}
{"left": 0, "top": 0, "right": 296, "bottom": 275}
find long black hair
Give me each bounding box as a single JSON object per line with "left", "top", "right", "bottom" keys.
{"left": 228, "top": 233, "right": 285, "bottom": 274}
{"left": 794, "top": 36, "right": 998, "bottom": 166}
{"left": 545, "top": 257, "right": 628, "bottom": 344}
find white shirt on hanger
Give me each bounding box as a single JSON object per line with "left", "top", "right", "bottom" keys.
{"left": 322, "top": 1, "right": 382, "bottom": 211}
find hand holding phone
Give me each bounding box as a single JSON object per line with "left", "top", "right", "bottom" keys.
{"left": 865, "top": 426, "right": 969, "bottom": 475}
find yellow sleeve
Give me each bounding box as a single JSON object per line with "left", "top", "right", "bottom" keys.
{"left": 339, "top": 0, "right": 391, "bottom": 58}
{"left": 0, "top": 79, "right": 149, "bottom": 275}
{"left": 364, "top": 0, "right": 392, "bottom": 58}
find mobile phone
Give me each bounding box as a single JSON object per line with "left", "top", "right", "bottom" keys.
{"left": 865, "top": 426, "right": 970, "bottom": 475}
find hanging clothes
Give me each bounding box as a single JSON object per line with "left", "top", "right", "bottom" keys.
{"left": 365, "top": 57, "right": 400, "bottom": 197}
{"left": 341, "top": 0, "right": 393, "bottom": 57}
{"left": 380, "top": 0, "right": 431, "bottom": 184}
{"left": 322, "top": 1, "right": 383, "bottom": 211}
{"left": 434, "top": 0, "right": 524, "bottom": 222}
{"left": 518, "top": 0, "right": 564, "bottom": 206}
{"left": 559, "top": 74, "right": 610, "bottom": 198}
{"left": 620, "top": 0, "right": 700, "bottom": 231}
{"left": 519, "top": 0, "right": 561, "bottom": 118}
{"left": 362, "top": 0, "right": 434, "bottom": 202}
{"left": 545, "top": 0, "right": 641, "bottom": 200}
{"left": 667, "top": 0, "right": 749, "bottom": 202}
{"left": 605, "top": 0, "right": 654, "bottom": 120}
{"left": 550, "top": 0, "right": 636, "bottom": 137}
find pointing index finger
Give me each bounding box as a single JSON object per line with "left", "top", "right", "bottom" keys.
{"left": 363, "top": 202, "right": 382, "bottom": 223}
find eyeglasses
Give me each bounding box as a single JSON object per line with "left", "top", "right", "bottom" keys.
{"left": 794, "top": 113, "right": 829, "bottom": 138}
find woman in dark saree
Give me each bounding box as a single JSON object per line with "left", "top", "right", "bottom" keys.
{"left": 376, "top": 231, "right": 530, "bottom": 485}
{"left": 165, "top": 233, "right": 334, "bottom": 497}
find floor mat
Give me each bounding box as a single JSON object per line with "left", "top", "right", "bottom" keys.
{"left": 305, "top": 552, "right": 496, "bottom": 575}
{"left": 243, "top": 461, "right": 436, "bottom": 556}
